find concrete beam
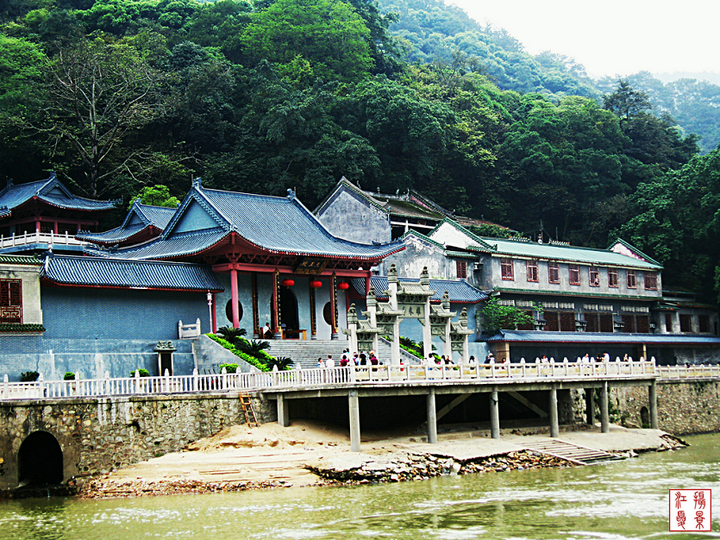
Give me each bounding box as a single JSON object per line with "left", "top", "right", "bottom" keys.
{"left": 436, "top": 394, "right": 471, "bottom": 422}
{"left": 585, "top": 388, "right": 594, "bottom": 425}
{"left": 600, "top": 382, "right": 610, "bottom": 433}
{"left": 348, "top": 391, "right": 361, "bottom": 452}
{"left": 549, "top": 386, "right": 559, "bottom": 437}
{"left": 427, "top": 389, "right": 438, "bottom": 444}
{"left": 490, "top": 388, "right": 500, "bottom": 439}
{"left": 507, "top": 391, "right": 548, "bottom": 418}
{"left": 277, "top": 394, "right": 290, "bottom": 427}
{"left": 649, "top": 380, "right": 659, "bottom": 429}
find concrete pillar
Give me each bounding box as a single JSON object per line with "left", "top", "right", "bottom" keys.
{"left": 427, "top": 388, "right": 438, "bottom": 444}
{"left": 600, "top": 381, "right": 610, "bottom": 433}
{"left": 649, "top": 380, "right": 659, "bottom": 429}
{"left": 277, "top": 394, "right": 290, "bottom": 427}
{"left": 490, "top": 388, "right": 500, "bottom": 439}
{"left": 549, "top": 385, "right": 559, "bottom": 437}
{"left": 585, "top": 388, "right": 594, "bottom": 425}
{"left": 349, "top": 391, "right": 361, "bottom": 452}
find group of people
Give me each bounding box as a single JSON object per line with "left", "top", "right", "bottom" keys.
{"left": 316, "top": 349, "right": 381, "bottom": 369}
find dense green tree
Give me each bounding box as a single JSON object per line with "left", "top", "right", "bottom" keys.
{"left": 239, "top": 0, "right": 374, "bottom": 82}
{"left": 128, "top": 184, "right": 181, "bottom": 208}
{"left": 619, "top": 149, "right": 720, "bottom": 299}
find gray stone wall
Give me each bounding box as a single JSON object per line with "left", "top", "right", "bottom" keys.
{"left": 316, "top": 190, "right": 389, "bottom": 244}
{"left": 612, "top": 380, "right": 720, "bottom": 435}
{"left": 0, "top": 392, "right": 274, "bottom": 490}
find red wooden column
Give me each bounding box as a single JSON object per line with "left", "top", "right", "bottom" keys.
{"left": 230, "top": 268, "right": 240, "bottom": 328}
{"left": 272, "top": 269, "right": 280, "bottom": 337}
{"left": 330, "top": 272, "right": 338, "bottom": 339}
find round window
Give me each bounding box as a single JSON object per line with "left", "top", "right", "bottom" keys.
{"left": 225, "top": 299, "right": 244, "bottom": 323}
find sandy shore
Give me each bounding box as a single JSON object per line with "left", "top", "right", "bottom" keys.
{"left": 78, "top": 421, "right": 685, "bottom": 498}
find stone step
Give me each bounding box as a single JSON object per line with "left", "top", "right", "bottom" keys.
{"left": 524, "top": 439, "right": 623, "bottom": 465}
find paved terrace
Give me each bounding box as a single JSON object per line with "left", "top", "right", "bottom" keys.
{"left": 3, "top": 360, "right": 718, "bottom": 451}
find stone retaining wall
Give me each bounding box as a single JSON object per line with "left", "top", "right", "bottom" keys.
{"left": 0, "top": 392, "right": 274, "bottom": 491}
{"left": 612, "top": 380, "right": 720, "bottom": 435}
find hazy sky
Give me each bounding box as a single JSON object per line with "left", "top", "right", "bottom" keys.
{"left": 448, "top": 0, "right": 720, "bottom": 79}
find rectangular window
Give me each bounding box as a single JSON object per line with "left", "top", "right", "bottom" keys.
{"left": 526, "top": 260, "right": 538, "bottom": 282}
{"left": 599, "top": 314, "right": 614, "bottom": 333}
{"left": 569, "top": 264, "right": 580, "bottom": 286}
{"left": 456, "top": 260, "right": 467, "bottom": 279}
{"left": 548, "top": 261, "right": 560, "bottom": 284}
{"left": 585, "top": 313, "right": 599, "bottom": 333}
{"left": 627, "top": 270, "right": 637, "bottom": 289}
{"left": 622, "top": 314, "right": 636, "bottom": 333}
{"left": 636, "top": 315, "right": 650, "bottom": 333}
{"left": 608, "top": 269, "right": 619, "bottom": 288}
{"left": 544, "top": 311, "right": 559, "bottom": 331}
{"left": 699, "top": 315, "right": 710, "bottom": 333}
{"left": 665, "top": 313, "right": 673, "bottom": 332}
{"left": 589, "top": 268, "right": 600, "bottom": 287}
{"left": 517, "top": 310, "right": 535, "bottom": 331}
{"left": 644, "top": 272, "right": 658, "bottom": 290}
{"left": 0, "top": 279, "right": 22, "bottom": 324}
{"left": 559, "top": 312, "right": 575, "bottom": 332}
{"left": 501, "top": 258, "right": 514, "bottom": 281}
{"left": 679, "top": 314, "right": 692, "bottom": 333}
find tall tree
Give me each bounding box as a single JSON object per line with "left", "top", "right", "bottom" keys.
{"left": 38, "top": 40, "right": 167, "bottom": 197}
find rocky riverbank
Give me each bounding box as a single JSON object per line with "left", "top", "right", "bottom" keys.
{"left": 71, "top": 422, "right": 688, "bottom": 499}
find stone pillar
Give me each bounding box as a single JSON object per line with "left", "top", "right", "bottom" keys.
{"left": 600, "top": 381, "right": 610, "bottom": 433}
{"left": 649, "top": 380, "right": 659, "bottom": 429}
{"left": 230, "top": 268, "right": 240, "bottom": 328}
{"left": 490, "top": 388, "right": 500, "bottom": 439}
{"left": 349, "top": 391, "right": 361, "bottom": 452}
{"left": 585, "top": 388, "right": 594, "bottom": 425}
{"left": 427, "top": 388, "right": 438, "bottom": 444}
{"left": 422, "top": 268, "right": 432, "bottom": 359}
{"left": 549, "top": 385, "right": 559, "bottom": 437}
{"left": 277, "top": 394, "right": 290, "bottom": 427}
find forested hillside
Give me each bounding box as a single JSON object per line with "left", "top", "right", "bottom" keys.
{"left": 0, "top": 0, "right": 718, "bottom": 299}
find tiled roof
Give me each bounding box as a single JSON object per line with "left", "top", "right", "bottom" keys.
{"left": 482, "top": 237, "right": 662, "bottom": 270}
{"left": 77, "top": 202, "right": 176, "bottom": 245}
{"left": 95, "top": 183, "right": 405, "bottom": 261}
{"left": 42, "top": 254, "right": 222, "bottom": 291}
{"left": 483, "top": 330, "right": 720, "bottom": 345}
{"left": 351, "top": 276, "right": 488, "bottom": 303}
{"left": 0, "top": 173, "right": 117, "bottom": 213}
{"left": 0, "top": 254, "right": 42, "bottom": 266}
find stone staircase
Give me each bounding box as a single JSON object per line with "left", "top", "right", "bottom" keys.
{"left": 266, "top": 337, "right": 418, "bottom": 369}
{"left": 523, "top": 439, "right": 624, "bottom": 465}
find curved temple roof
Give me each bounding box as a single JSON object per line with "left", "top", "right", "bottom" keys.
{"left": 42, "top": 253, "right": 222, "bottom": 292}
{"left": 77, "top": 202, "right": 176, "bottom": 246}
{"left": 88, "top": 182, "right": 405, "bottom": 262}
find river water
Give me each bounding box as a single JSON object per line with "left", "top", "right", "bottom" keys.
{"left": 1, "top": 434, "right": 718, "bottom": 540}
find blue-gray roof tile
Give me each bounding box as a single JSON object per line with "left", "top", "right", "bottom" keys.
{"left": 42, "top": 254, "right": 222, "bottom": 291}
{"left": 0, "top": 174, "right": 117, "bottom": 213}
{"left": 352, "top": 276, "right": 488, "bottom": 303}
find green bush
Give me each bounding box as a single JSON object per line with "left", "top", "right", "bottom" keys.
{"left": 130, "top": 369, "right": 150, "bottom": 377}
{"left": 20, "top": 371, "right": 39, "bottom": 382}
{"left": 63, "top": 372, "right": 76, "bottom": 380}
{"left": 219, "top": 363, "right": 238, "bottom": 373}
{"left": 207, "top": 334, "right": 270, "bottom": 372}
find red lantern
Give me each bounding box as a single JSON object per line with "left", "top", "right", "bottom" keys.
{"left": 281, "top": 279, "right": 295, "bottom": 287}
{"left": 337, "top": 282, "right": 350, "bottom": 290}
{"left": 310, "top": 280, "right": 323, "bottom": 288}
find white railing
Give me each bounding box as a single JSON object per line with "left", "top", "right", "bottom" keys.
{"left": 658, "top": 364, "right": 720, "bottom": 379}
{"left": 0, "top": 230, "right": 85, "bottom": 249}
{"left": 1, "top": 359, "right": 667, "bottom": 401}
{"left": 178, "top": 318, "right": 201, "bottom": 339}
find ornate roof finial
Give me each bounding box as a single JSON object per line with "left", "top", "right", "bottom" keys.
{"left": 347, "top": 303, "right": 358, "bottom": 324}
{"left": 388, "top": 263, "right": 398, "bottom": 283}
{"left": 442, "top": 291, "right": 450, "bottom": 310}
{"left": 192, "top": 177, "right": 202, "bottom": 188}
{"left": 420, "top": 266, "right": 430, "bottom": 286}
{"left": 6, "top": 178, "right": 13, "bottom": 188}
{"left": 287, "top": 188, "right": 295, "bottom": 200}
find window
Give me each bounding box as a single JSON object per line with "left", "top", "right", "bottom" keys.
{"left": 627, "top": 270, "right": 637, "bottom": 289}
{"left": 548, "top": 261, "right": 560, "bottom": 284}
{"left": 636, "top": 315, "right": 650, "bottom": 333}
{"left": 622, "top": 314, "right": 636, "bottom": 333}
{"left": 526, "top": 260, "right": 538, "bottom": 282}
{"left": 608, "top": 269, "right": 619, "bottom": 288}
{"left": 501, "top": 258, "right": 514, "bottom": 281}
{"left": 679, "top": 314, "right": 692, "bottom": 333}
{"left": 517, "top": 310, "right": 535, "bottom": 331}
{"left": 599, "top": 314, "right": 614, "bottom": 333}
{"left": 644, "top": 272, "right": 658, "bottom": 290}
{"left": 589, "top": 268, "right": 600, "bottom": 287}
{"left": 456, "top": 260, "right": 467, "bottom": 279}
{"left": 665, "top": 313, "right": 673, "bottom": 332}
{"left": 0, "top": 279, "right": 22, "bottom": 323}
{"left": 569, "top": 264, "right": 580, "bottom": 286}
{"left": 543, "top": 311, "right": 575, "bottom": 331}
{"left": 699, "top": 315, "right": 710, "bottom": 333}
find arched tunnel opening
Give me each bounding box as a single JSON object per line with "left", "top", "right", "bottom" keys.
{"left": 18, "top": 431, "right": 64, "bottom": 487}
